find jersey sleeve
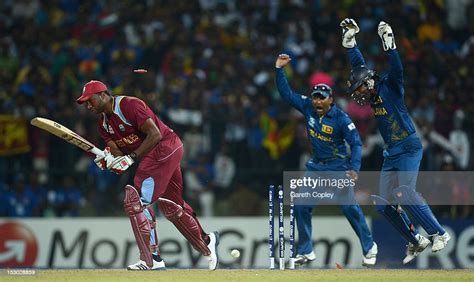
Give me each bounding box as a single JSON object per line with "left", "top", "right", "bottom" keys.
{"left": 346, "top": 46, "right": 366, "bottom": 68}
{"left": 340, "top": 113, "right": 362, "bottom": 172}
{"left": 275, "top": 68, "right": 311, "bottom": 113}
{"left": 386, "top": 49, "right": 404, "bottom": 95}
{"left": 120, "top": 97, "right": 155, "bottom": 128}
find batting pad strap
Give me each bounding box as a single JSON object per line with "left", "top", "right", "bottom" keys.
{"left": 371, "top": 195, "right": 419, "bottom": 245}
{"left": 393, "top": 185, "right": 444, "bottom": 236}
{"left": 158, "top": 198, "right": 211, "bottom": 256}
{"left": 124, "top": 185, "right": 153, "bottom": 267}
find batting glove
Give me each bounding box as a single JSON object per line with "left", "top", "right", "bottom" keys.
{"left": 340, "top": 18, "right": 360, "bottom": 48}
{"left": 107, "top": 155, "right": 134, "bottom": 175}
{"left": 378, "top": 21, "right": 396, "bottom": 51}
{"left": 94, "top": 147, "right": 114, "bottom": 170}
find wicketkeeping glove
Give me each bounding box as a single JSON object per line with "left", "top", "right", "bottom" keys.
{"left": 378, "top": 21, "right": 396, "bottom": 51}
{"left": 340, "top": 18, "right": 360, "bottom": 48}
{"left": 107, "top": 155, "right": 134, "bottom": 175}
{"left": 94, "top": 147, "right": 115, "bottom": 170}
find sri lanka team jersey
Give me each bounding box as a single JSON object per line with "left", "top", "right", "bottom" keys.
{"left": 347, "top": 47, "right": 416, "bottom": 146}
{"left": 275, "top": 68, "right": 362, "bottom": 171}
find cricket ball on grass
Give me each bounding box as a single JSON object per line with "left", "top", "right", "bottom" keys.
{"left": 230, "top": 249, "right": 240, "bottom": 258}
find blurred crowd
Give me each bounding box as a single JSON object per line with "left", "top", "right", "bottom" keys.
{"left": 1, "top": 0, "right": 473, "bottom": 218}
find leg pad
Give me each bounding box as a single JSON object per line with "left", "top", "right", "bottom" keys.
{"left": 124, "top": 185, "right": 153, "bottom": 267}
{"left": 371, "top": 194, "right": 419, "bottom": 245}
{"left": 158, "top": 197, "right": 210, "bottom": 256}
{"left": 393, "top": 185, "right": 445, "bottom": 236}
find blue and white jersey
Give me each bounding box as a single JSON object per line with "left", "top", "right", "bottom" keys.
{"left": 275, "top": 68, "right": 362, "bottom": 171}
{"left": 347, "top": 47, "right": 416, "bottom": 146}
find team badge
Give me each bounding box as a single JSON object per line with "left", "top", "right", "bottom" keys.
{"left": 322, "top": 124, "right": 333, "bottom": 134}
{"left": 119, "top": 124, "right": 125, "bottom": 132}
{"left": 374, "top": 96, "right": 383, "bottom": 104}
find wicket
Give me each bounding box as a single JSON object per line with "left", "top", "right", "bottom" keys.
{"left": 269, "top": 185, "right": 295, "bottom": 270}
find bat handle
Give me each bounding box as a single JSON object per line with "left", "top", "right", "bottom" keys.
{"left": 91, "top": 147, "right": 104, "bottom": 156}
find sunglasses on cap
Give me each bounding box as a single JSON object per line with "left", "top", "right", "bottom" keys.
{"left": 311, "top": 84, "right": 332, "bottom": 98}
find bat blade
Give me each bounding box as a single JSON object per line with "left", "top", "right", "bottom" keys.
{"left": 31, "top": 117, "right": 103, "bottom": 155}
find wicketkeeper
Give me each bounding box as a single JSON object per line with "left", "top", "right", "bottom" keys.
{"left": 341, "top": 18, "right": 450, "bottom": 264}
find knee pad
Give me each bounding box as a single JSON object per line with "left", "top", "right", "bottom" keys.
{"left": 124, "top": 185, "right": 145, "bottom": 215}
{"left": 393, "top": 185, "right": 424, "bottom": 206}
{"left": 158, "top": 197, "right": 183, "bottom": 220}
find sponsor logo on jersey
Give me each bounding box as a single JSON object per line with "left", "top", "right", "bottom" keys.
{"left": 317, "top": 133, "right": 333, "bottom": 142}
{"left": 115, "top": 134, "right": 140, "bottom": 147}
{"left": 373, "top": 107, "right": 388, "bottom": 116}
{"left": 118, "top": 124, "right": 125, "bottom": 132}
{"left": 322, "top": 124, "right": 333, "bottom": 134}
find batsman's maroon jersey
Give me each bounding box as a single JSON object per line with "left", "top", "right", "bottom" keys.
{"left": 98, "top": 96, "right": 178, "bottom": 155}
{"left": 98, "top": 96, "right": 184, "bottom": 200}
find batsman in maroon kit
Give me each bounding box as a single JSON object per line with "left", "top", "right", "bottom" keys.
{"left": 76, "top": 80, "right": 219, "bottom": 271}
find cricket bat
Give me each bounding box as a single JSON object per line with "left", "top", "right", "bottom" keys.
{"left": 30, "top": 117, "right": 103, "bottom": 156}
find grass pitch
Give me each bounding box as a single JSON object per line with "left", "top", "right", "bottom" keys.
{"left": 2, "top": 269, "right": 474, "bottom": 282}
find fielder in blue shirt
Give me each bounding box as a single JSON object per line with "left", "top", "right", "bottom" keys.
{"left": 275, "top": 54, "right": 377, "bottom": 266}
{"left": 341, "top": 18, "right": 450, "bottom": 264}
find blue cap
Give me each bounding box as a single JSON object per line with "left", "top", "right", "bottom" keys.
{"left": 311, "top": 83, "right": 332, "bottom": 98}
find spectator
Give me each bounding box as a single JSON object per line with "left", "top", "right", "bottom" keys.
{"left": 184, "top": 152, "right": 215, "bottom": 217}
{"left": 449, "top": 110, "right": 470, "bottom": 170}
{"left": 5, "top": 173, "right": 35, "bottom": 217}
{"left": 213, "top": 143, "right": 236, "bottom": 197}
{"left": 50, "top": 175, "right": 84, "bottom": 217}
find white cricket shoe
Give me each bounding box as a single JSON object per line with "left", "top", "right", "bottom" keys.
{"left": 432, "top": 232, "right": 451, "bottom": 252}
{"left": 127, "top": 259, "right": 166, "bottom": 270}
{"left": 362, "top": 242, "right": 378, "bottom": 266}
{"left": 294, "top": 251, "right": 316, "bottom": 266}
{"left": 206, "top": 231, "right": 220, "bottom": 270}
{"left": 402, "top": 234, "right": 430, "bottom": 264}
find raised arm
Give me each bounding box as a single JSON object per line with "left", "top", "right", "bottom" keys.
{"left": 340, "top": 18, "right": 366, "bottom": 67}
{"left": 341, "top": 114, "right": 362, "bottom": 172}
{"left": 347, "top": 47, "right": 366, "bottom": 69}
{"left": 275, "top": 54, "right": 310, "bottom": 112}
{"left": 378, "top": 21, "right": 404, "bottom": 92}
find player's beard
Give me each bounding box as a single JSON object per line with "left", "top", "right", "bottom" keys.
{"left": 92, "top": 99, "right": 107, "bottom": 114}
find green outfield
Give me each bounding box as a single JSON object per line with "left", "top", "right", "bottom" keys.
{"left": 2, "top": 269, "right": 473, "bottom": 282}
